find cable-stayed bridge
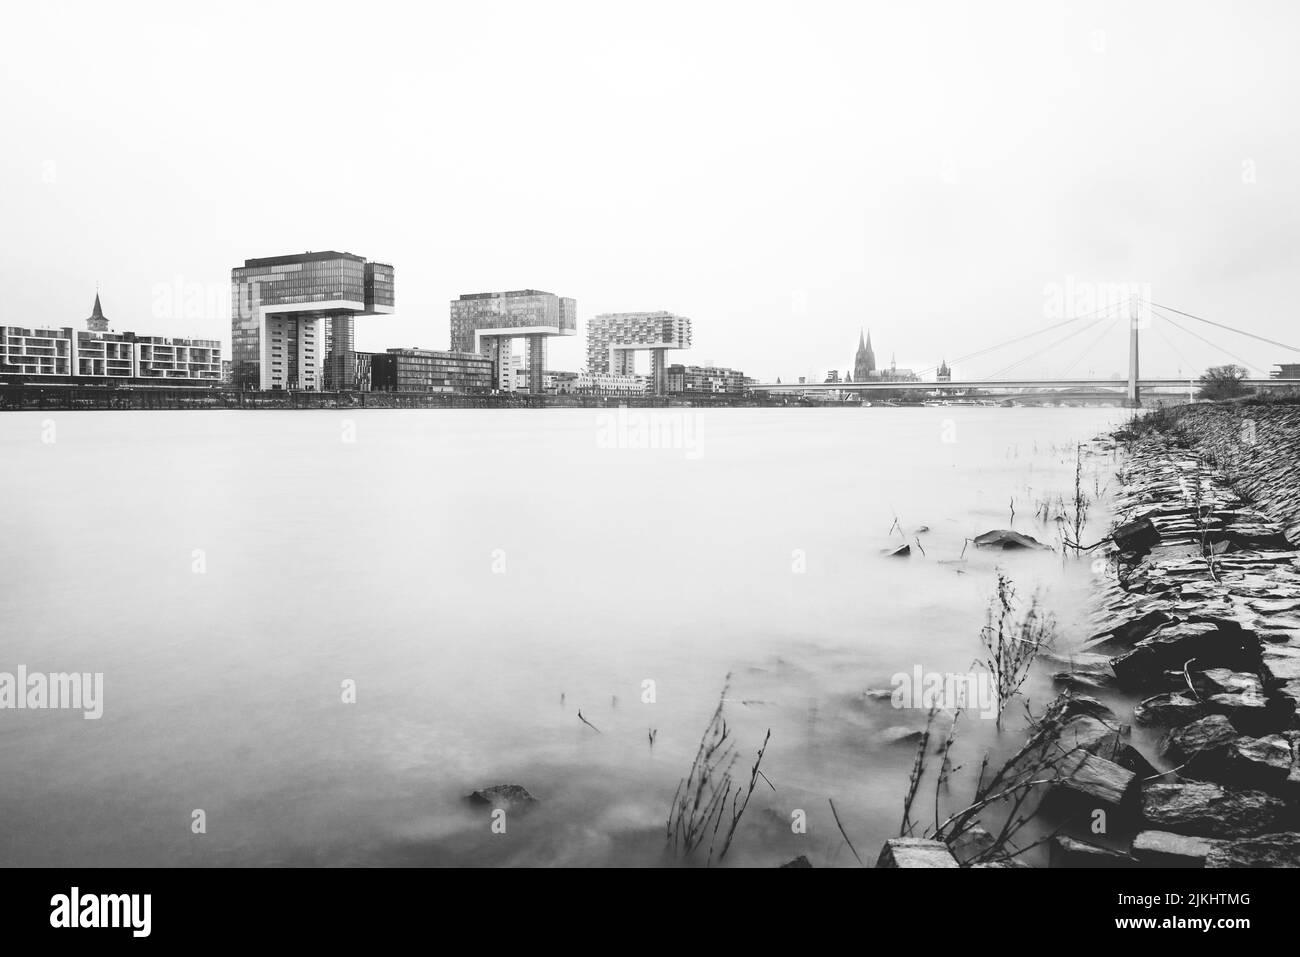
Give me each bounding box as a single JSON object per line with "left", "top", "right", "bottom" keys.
{"left": 754, "top": 298, "right": 1300, "bottom": 405}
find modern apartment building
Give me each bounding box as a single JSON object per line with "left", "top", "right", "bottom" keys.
{"left": 231, "top": 251, "right": 394, "bottom": 391}
{"left": 666, "top": 363, "right": 747, "bottom": 395}
{"left": 586, "top": 311, "right": 692, "bottom": 395}
{"left": 369, "top": 348, "right": 493, "bottom": 393}
{"left": 1, "top": 325, "right": 221, "bottom": 386}
{"left": 449, "top": 289, "right": 576, "bottom": 394}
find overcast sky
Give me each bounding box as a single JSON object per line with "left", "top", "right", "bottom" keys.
{"left": 3, "top": 0, "right": 1299, "bottom": 382}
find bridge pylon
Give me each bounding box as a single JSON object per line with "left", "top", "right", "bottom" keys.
{"left": 1127, "top": 298, "right": 1142, "bottom": 408}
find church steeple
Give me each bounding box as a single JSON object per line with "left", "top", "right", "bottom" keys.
{"left": 853, "top": 328, "right": 876, "bottom": 380}
{"left": 87, "top": 291, "right": 108, "bottom": 332}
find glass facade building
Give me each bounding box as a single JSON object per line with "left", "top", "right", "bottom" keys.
{"left": 231, "top": 251, "right": 393, "bottom": 391}
{"left": 449, "top": 290, "right": 576, "bottom": 394}
{"left": 370, "top": 348, "right": 494, "bottom": 393}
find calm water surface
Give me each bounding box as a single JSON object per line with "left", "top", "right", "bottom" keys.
{"left": 0, "top": 407, "right": 1129, "bottom": 866}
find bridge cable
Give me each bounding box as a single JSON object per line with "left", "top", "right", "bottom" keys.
{"left": 911, "top": 299, "right": 1124, "bottom": 378}
{"left": 1147, "top": 317, "right": 1195, "bottom": 376}
{"left": 1148, "top": 307, "right": 1266, "bottom": 374}
{"left": 1144, "top": 300, "right": 1300, "bottom": 354}
{"left": 1059, "top": 313, "right": 1123, "bottom": 378}
{"left": 983, "top": 310, "right": 1119, "bottom": 380}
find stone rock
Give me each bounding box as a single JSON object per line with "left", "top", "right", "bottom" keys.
{"left": 466, "top": 784, "right": 538, "bottom": 811}
{"left": 1111, "top": 646, "right": 1165, "bottom": 689}
{"left": 947, "top": 824, "right": 996, "bottom": 865}
{"left": 972, "top": 529, "right": 1049, "bottom": 550}
{"left": 876, "top": 838, "right": 960, "bottom": 868}
{"left": 970, "top": 858, "right": 1031, "bottom": 868}
{"left": 779, "top": 855, "right": 813, "bottom": 868}
{"left": 1058, "top": 693, "right": 1117, "bottom": 723}
{"left": 1141, "top": 781, "right": 1288, "bottom": 838}
{"left": 1205, "top": 832, "right": 1300, "bottom": 868}
{"left": 1059, "top": 715, "right": 1116, "bottom": 753}
{"left": 1053, "top": 751, "right": 1136, "bottom": 809}
{"left": 1113, "top": 516, "right": 1160, "bottom": 553}
{"left": 1131, "top": 830, "right": 1222, "bottom": 867}
{"left": 1052, "top": 671, "right": 1117, "bottom": 693}
{"left": 1088, "top": 732, "right": 1157, "bottom": 777}
{"left": 1224, "top": 734, "right": 1292, "bottom": 788}
{"left": 879, "top": 726, "right": 925, "bottom": 746}
{"left": 1096, "top": 609, "right": 1178, "bottom": 648}
{"left": 885, "top": 544, "right": 911, "bottom": 557}
{"left": 1137, "top": 621, "right": 1256, "bottom": 672}
{"left": 1159, "top": 715, "right": 1238, "bottom": 764}
{"left": 1051, "top": 835, "right": 1136, "bottom": 868}
{"left": 1043, "top": 651, "right": 1118, "bottom": 674}
{"left": 1133, "top": 692, "right": 1208, "bottom": 727}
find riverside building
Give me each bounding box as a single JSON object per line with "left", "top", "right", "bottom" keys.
{"left": 0, "top": 294, "right": 221, "bottom": 387}
{"left": 586, "top": 311, "right": 692, "bottom": 396}
{"left": 449, "top": 290, "right": 577, "bottom": 394}
{"left": 230, "top": 251, "right": 394, "bottom": 391}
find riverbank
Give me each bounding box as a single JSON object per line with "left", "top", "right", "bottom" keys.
{"left": 876, "top": 400, "right": 1300, "bottom": 868}
{"left": 1046, "top": 402, "right": 1300, "bottom": 866}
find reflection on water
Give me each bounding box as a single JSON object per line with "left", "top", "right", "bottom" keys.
{"left": 0, "top": 407, "right": 1127, "bottom": 866}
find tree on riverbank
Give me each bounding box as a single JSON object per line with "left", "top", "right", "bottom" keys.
{"left": 1197, "top": 364, "right": 1251, "bottom": 400}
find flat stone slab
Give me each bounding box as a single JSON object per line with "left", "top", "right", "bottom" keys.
{"left": 1054, "top": 751, "right": 1136, "bottom": 808}
{"left": 1051, "top": 835, "right": 1136, "bottom": 868}
{"left": 1131, "top": 830, "right": 1223, "bottom": 867}
{"left": 1133, "top": 692, "right": 1208, "bottom": 727}
{"left": 876, "top": 838, "right": 960, "bottom": 868}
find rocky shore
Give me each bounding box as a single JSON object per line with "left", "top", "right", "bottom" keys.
{"left": 878, "top": 400, "right": 1300, "bottom": 868}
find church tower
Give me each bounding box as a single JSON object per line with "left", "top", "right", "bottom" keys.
{"left": 853, "top": 329, "right": 876, "bottom": 380}
{"left": 86, "top": 292, "right": 109, "bottom": 332}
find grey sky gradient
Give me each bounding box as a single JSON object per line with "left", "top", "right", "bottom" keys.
{"left": 3, "top": 0, "right": 1299, "bottom": 382}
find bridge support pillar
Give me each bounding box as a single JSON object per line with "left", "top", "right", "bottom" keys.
{"left": 1127, "top": 301, "right": 1141, "bottom": 407}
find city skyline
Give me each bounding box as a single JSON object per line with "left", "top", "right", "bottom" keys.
{"left": 6, "top": 2, "right": 1300, "bottom": 384}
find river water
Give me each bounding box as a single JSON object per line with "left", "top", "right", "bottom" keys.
{"left": 0, "top": 406, "right": 1128, "bottom": 866}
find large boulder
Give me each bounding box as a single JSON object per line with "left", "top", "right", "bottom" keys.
{"left": 876, "top": 838, "right": 959, "bottom": 868}
{"left": 1131, "top": 830, "right": 1223, "bottom": 867}
{"left": 1205, "top": 832, "right": 1300, "bottom": 868}
{"left": 1141, "top": 781, "right": 1288, "bottom": 838}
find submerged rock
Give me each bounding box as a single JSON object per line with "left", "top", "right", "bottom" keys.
{"left": 466, "top": 784, "right": 539, "bottom": 811}
{"left": 779, "top": 855, "right": 813, "bottom": 868}
{"left": 972, "top": 529, "right": 1049, "bottom": 550}
{"left": 879, "top": 726, "right": 925, "bottom": 746}
{"left": 884, "top": 544, "right": 911, "bottom": 557}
